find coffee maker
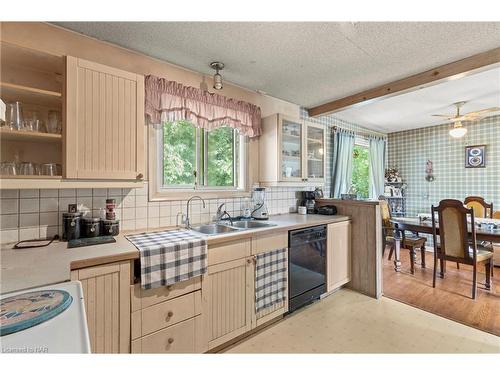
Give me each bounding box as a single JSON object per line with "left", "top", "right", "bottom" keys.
{"left": 301, "top": 191, "right": 316, "bottom": 214}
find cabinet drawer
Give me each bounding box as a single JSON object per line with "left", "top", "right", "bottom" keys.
{"left": 131, "top": 316, "right": 199, "bottom": 353}
{"left": 208, "top": 239, "right": 251, "bottom": 266}
{"left": 131, "top": 290, "right": 201, "bottom": 339}
{"left": 131, "top": 277, "right": 201, "bottom": 312}
{"left": 252, "top": 232, "right": 288, "bottom": 255}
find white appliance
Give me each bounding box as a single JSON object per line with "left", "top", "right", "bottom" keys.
{"left": 251, "top": 187, "right": 269, "bottom": 220}
{"left": 0, "top": 281, "right": 91, "bottom": 353}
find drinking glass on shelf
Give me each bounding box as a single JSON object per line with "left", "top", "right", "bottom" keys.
{"left": 47, "top": 110, "right": 62, "bottom": 134}
{"left": 40, "top": 163, "right": 58, "bottom": 176}
{"left": 19, "top": 162, "right": 35, "bottom": 175}
{"left": 1, "top": 161, "right": 18, "bottom": 175}
{"left": 5, "top": 102, "right": 24, "bottom": 131}
{"left": 24, "top": 111, "right": 46, "bottom": 133}
{"left": 22, "top": 120, "right": 34, "bottom": 132}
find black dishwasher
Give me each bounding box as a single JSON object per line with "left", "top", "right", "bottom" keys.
{"left": 288, "top": 225, "right": 326, "bottom": 313}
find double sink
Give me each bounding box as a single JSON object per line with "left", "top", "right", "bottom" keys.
{"left": 191, "top": 220, "right": 277, "bottom": 235}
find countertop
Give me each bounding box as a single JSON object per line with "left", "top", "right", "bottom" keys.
{"left": 0, "top": 213, "right": 349, "bottom": 294}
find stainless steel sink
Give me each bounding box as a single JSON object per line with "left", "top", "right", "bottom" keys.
{"left": 229, "top": 220, "right": 277, "bottom": 229}
{"left": 190, "top": 223, "right": 240, "bottom": 235}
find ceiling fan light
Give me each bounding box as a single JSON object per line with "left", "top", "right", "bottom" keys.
{"left": 449, "top": 123, "right": 468, "bottom": 138}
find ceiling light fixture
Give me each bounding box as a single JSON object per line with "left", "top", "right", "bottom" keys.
{"left": 210, "top": 62, "right": 224, "bottom": 90}
{"left": 449, "top": 121, "right": 468, "bottom": 138}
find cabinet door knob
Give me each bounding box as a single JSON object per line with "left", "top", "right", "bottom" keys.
{"left": 137, "top": 173, "right": 144, "bottom": 180}
{"left": 167, "top": 311, "right": 174, "bottom": 318}
{"left": 166, "top": 285, "right": 173, "bottom": 291}
{"left": 247, "top": 258, "right": 252, "bottom": 264}
{"left": 167, "top": 338, "right": 174, "bottom": 344}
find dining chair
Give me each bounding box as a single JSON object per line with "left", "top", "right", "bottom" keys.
{"left": 464, "top": 196, "right": 493, "bottom": 218}
{"left": 431, "top": 199, "right": 494, "bottom": 299}
{"left": 493, "top": 211, "right": 500, "bottom": 267}
{"left": 379, "top": 196, "right": 427, "bottom": 274}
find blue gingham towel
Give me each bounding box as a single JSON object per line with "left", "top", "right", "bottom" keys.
{"left": 255, "top": 248, "right": 287, "bottom": 313}
{"left": 126, "top": 229, "right": 207, "bottom": 290}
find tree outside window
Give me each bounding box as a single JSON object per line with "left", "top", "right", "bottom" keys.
{"left": 162, "top": 121, "right": 241, "bottom": 189}
{"left": 351, "top": 144, "right": 370, "bottom": 199}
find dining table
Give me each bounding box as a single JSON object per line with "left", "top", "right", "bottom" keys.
{"left": 390, "top": 217, "right": 500, "bottom": 272}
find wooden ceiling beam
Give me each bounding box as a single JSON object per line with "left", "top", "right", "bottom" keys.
{"left": 307, "top": 47, "right": 500, "bottom": 117}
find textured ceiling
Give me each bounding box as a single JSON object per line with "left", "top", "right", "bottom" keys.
{"left": 334, "top": 67, "right": 500, "bottom": 133}
{"left": 53, "top": 22, "right": 500, "bottom": 109}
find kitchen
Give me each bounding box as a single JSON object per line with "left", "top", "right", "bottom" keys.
{"left": 1, "top": 8, "right": 500, "bottom": 367}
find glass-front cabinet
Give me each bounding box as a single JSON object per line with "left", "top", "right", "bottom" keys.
{"left": 305, "top": 123, "right": 325, "bottom": 182}
{"left": 259, "top": 114, "right": 325, "bottom": 186}
{"left": 280, "top": 118, "right": 303, "bottom": 181}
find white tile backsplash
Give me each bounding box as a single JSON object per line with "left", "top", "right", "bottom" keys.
{"left": 20, "top": 198, "right": 39, "bottom": 213}
{"left": 20, "top": 189, "right": 39, "bottom": 198}
{"left": 1, "top": 199, "right": 18, "bottom": 215}
{"left": 19, "top": 213, "right": 39, "bottom": 228}
{"left": 0, "top": 182, "right": 308, "bottom": 244}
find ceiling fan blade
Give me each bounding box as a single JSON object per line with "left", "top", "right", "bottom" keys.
{"left": 432, "top": 114, "right": 453, "bottom": 118}
{"left": 463, "top": 107, "right": 500, "bottom": 116}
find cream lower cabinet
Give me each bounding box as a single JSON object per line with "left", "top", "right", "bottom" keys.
{"left": 70, "top": 260, "right": 132, "bottom": 353}
{"left": 252, "top": 232, "right": 289, "bottom": 327}
{"left": 203, "top": 256, "right": 254, "bottom": 350}
{"left": 202, "top": 234, "right": 289, "bottom": 351}
{"left": 326, "top": 221, "right": 352, "bottom": 292}
{"left": 130, "top": 277, "right": 207, "bottom": 353}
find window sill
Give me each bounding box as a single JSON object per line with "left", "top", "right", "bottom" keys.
{"left": 149, "top": 188, "right": 252, "bottom": 201}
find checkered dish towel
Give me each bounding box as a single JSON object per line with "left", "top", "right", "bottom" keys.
{"left": 255, "top": 248, "right": 287, "bottom": 313}
{"left": 126, "top": 229, "right": 207, "bottom": 290}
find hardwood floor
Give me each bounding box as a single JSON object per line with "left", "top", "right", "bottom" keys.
{"left": 383, "top": 248, "right": 500, "bottom": 336}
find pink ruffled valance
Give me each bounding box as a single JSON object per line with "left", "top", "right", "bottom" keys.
{"left": 145, "top": 75, "right": 262, "bottom": 137}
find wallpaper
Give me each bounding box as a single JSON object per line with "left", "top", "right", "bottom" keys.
{"left": 387, "top": 115, "right": 500, "bottom": 216}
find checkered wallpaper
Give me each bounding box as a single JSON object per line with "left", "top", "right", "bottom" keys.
{"left": 300, "top": 108, "right": 387, "bottom": 197}
{"left": 387, "top": 115, "right": 500, "bottom": 216}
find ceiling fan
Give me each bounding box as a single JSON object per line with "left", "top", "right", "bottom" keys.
{"left": 432, "top": 101, "right": 500, "bottom": 138}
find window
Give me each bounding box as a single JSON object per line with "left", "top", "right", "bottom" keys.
{"left": 351, "top": 139, "right": 370, "bottom": 199}
{"left": 158, "top": 120, "right": 245, "bottom": 191}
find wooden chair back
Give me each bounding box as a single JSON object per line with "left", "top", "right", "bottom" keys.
{"left": 378, "top": 195, "right": 392, "bottom": 226}
{"left": 493, "top": 211, "right": 500, "bottom": 220}
{"left": 464, "top": 196, "right": 493, "bottom": 218}
{"left": 431, "top": 199, "right": 477, "bottom": 263}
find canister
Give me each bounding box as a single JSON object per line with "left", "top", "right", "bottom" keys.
{"left": 83, "top": 217, "right": 101, "bottom": 238}
{"left": 102, "top": 219, "right": 120, "bottom": 236}
{"left": 62, "top": 212, "right": 82, "bottom": 241}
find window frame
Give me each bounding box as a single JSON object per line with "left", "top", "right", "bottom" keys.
{"left": 149, "top": 122, "right": 251, "bottom": 201}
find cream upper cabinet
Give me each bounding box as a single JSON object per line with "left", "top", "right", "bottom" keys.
{"left": 326, "top": 221, "right": 352, "bottom": 292}
{"left": 259, "top": 114, "right": 325, "bottom": 186}
{"left": 64, "top": 56, "right": 145, "bottom": 180}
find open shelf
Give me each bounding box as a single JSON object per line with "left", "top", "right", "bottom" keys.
{"left": 0, "top": 175, "right": 62, "bottom": 180}
{"left": 0, "top": 178, "right": 145, "bottom": 190}
{"left": 0, "top": 128, "right": 62, "bottom": 143}
{"left": 0, "top": 82, "right": 62, "bottom": 108}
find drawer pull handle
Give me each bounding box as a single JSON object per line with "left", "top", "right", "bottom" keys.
{"left": 166, "top": 311, "right": 174, "bottom": 318}
{"left": 167, "top": 338, "right": 174, "bottom": 344}
{"left": 166, "top": 285, "right": 173, "bottom": 291}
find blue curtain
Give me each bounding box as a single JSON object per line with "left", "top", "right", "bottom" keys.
{"left": 369, "top": 136, "right": 386, "bottom": 199}
{"left": 331, "top": 129, "right": 355, "bottom": 198}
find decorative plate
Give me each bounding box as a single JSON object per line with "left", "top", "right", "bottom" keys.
{"left": 0, "top": 290, "right": 73, "bottom": 336}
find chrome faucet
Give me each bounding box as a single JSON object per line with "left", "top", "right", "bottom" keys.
{"left": 215, "top": 203, "right": 233, "bottom": 225}
{"left": 185, "top": 196, "right": 206, "bottom": 229}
